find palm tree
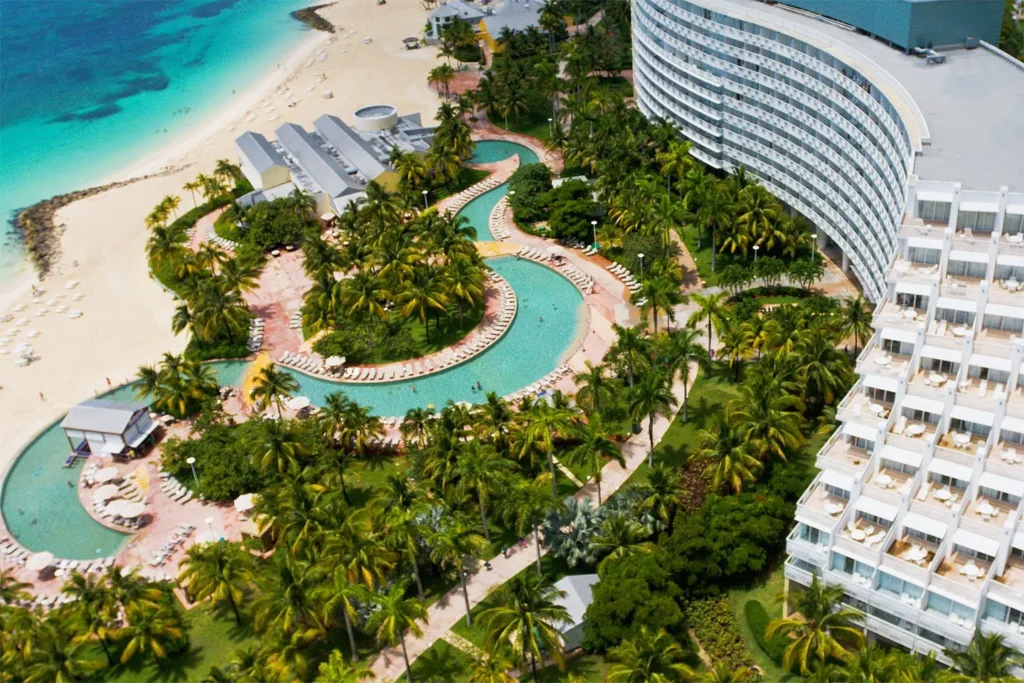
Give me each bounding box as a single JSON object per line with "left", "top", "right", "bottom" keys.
{"left": 498, "top": 475, "right": 556, "bottom": 576}
{"left": 178, "top": 540, "right": 253, "bottom": 625}
{"left": 794, "top": 324, "right": 854, "bottom": 410}
{"left": 454, "top": 442, "right": 512, "bottom": 543}
{"left": 341, "top": 271, "right": 391, "bottom": 320}
{"left": 766, "top": 574, "right": 866, "bottom": 675}
{"left": 146, "top": 225, "right": 187, "bottom": 272}
{"left": 105, "top": 564, "right": 162, "bottom": 614}
{"left": 519, "top": 401, "right": 578, "bottom": 496}
{"left": 394, "top": 152, "right": 429, "bottom": 189}
{"left": 945, "top": 631, "right": 1024, "bottom": 682}
{"left": 573, "top": 361, "right": 619, "bottom": 416}
{"left": 61, "top": 571, "right": 118, "bottom": 665}
{"left": 287, "top": 188, "right": 317, "bottom": 220}
{"left": 634, "top": 277, "right": 684, "bottom": 353}
{"left": 716, "top": 317, "right": 755, "bottom": 381}
{"left": 322, "top": 567, "right": 371, "bottom": 663}
{"left": 118, "top": 604, "right": 186, "bottom": 664}
{"left": 690, "top": 409, "right": 762, "bottom": 494}
{"left": 401, "top": 406, "right": 433, "bottom": 446}
{"left": 838, "top": 296, "right": 873, "bottom": 358}
{"left": 255, "top": 419, "right": 307, "bottom": 474}
{"left": 468, "top": 657, "right": 517, "bottom": 683}
{"left": 732, "top": 379, "right": 805, "bottom": 463}
{"left": 566, "top": 418, "right": 624, "bottom": 504}
{"left": 428, "top": 514, "right": 487, "bottom": 626}
{"left": 367, "top": 580, "right": 428, "bottom": 682}
{"left": 0, "top": 567, "right": 31, "bottom": 603}
{"left": 445, "top": 256, "right": 486, "bottom": 326}
{"left": 606, "top": 627, "right": 695, "bottom": 682}
{"left": 22, "top": 619, "right": 103, "bottom": 683}
{"left": 382, "top": 506, "right": 431, "bottom": 601}
{"left": 664, "top": 328, "right": 707, "bottom": 422}
{"left": 478, "top": 573, "right": 571, "bottom": 682}
{"left": 608, "top": 324, "right": 651, "bottom": 387}
{"left": 698, "top": 661, "right": 755, "bottom": 682}
{"left": 249, "top": 364, "right": 299, "bottom": 417}
{"left": 628, "top": 370, "right": 677, "bottom": 466}
{"left": 831, "top": 645, "right": 902, "bottom": 683}
{"left": 254, "top": 554, "right": 327, "bottom": 638}
{"left": 656, "top": 139, "right": 693, "bottom": 196}
{"left": 183, "top": 179, "right": 203, "bottom": 207}
{"left": 592, "top": 514, "right": 654, "bottom": 569}
{"left": 687, "top": 292, "right": 727, "bottom": 355}
{"left": 214, "top": 159, "right": 244, "bottom": 185}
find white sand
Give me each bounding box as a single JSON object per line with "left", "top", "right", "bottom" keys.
{"left": 0, "top": 1, "right": 445, "bottom": 470}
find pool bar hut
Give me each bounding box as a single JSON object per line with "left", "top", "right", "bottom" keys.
{"left": 60, "top": 399, "right": 157, "bottom": 464}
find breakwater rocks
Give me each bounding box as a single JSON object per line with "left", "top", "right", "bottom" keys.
{"left": 291, "top": 4, "right": 335, "bottom": 33}
{"left": 13, "top": 165, "right": 187, "bottom": 278}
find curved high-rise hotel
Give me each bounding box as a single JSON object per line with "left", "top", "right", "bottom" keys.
{"left": 633, "top": 0, "right": 1024, "bottom": 665}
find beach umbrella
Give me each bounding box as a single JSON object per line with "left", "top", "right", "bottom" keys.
{"left": 547, "top": 245, "right": 565, "bottom": 256}
{"left": 119, "top": 502, "right": 146, "bottom": 519}
{"left": 94, "top": 467, "right": 119, "bottom": 483}
{"left": 104, "top": 499, "right": 128, "bottom": 517}
{"left": 234, "top": 493, "right": 256, "bottom": 513}
{"left": 325, "top": 356, "right": 346, "bottom": 368}
{"left": 93, "top": 484, "right": 120, "bottom": 501}
{"left": 26, "top": 552, "right": 55, "bottom": 571}
{"left": 286, "top": 396, "right": 311, "bottom": 411}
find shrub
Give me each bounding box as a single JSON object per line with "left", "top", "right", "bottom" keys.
{"left": 453, "top": 43, "right": 482, "bottom": 63}
{"left": 507, "top": 163, "right": 553, "bottom": 223}
{"left": 745, "top": 599, "right": 786, "bottom": 661}
{"left": 548, "top": 198, "right": 598, "bottom": 241}
{"left": 184, "top": 338, "right": 249, "bottom": 362}
{"left": 241, "top": 199, "right": 307, "bottom": 249}
{"left": 683, "top": 597, "right": 756, "bottom": 670}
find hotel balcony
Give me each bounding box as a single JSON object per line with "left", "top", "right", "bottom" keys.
{"left": 890, "top": 415, "right": 939, "bottom": 444}
{"left": 898, "top": 218, "right": 947, "bottom": 241}
{"left": 973, "top": 329, "right": 1018, "bottom": 358}
{"left": 837, "top": 516, "right": 891, "bottom": 554}
{"left": 786, "top": 527, "right": 829, "bottom": 567}
{"left": 951, "top": 230, "right": 992, "bottom": 253}
{"left": 953, "top": 378, "right": 1006, "bottom": 408}
{"left": 935, "top": 551, "right": 993, "bottom": 590}
{"left": 799, "top": 479, "right": 850, "bottom": 522}
{"left": 890, "top": 258, "right": 940, "bottom": 285}
{"left": 993, "top": 555, "right": 1024, "bottom": 597}
{"left": 962, "top": 493, "right": 1017, "bottom": 530}
{"left": 856, "top": 344, "right": 911, "bottom": 379}
{"left": 998, "top": 237, "right": 1024, "bottom": 258}
{"left": 908, "top": 368, "right": 956, "bottom": 393}
{"left": 874, "top": 300, "right": 928, "bottom": 330}
{"left": 836, "top": 389, "right": 891, "bottom": 428}
{"left": 911, "top": 479, "right": 966, "bottom": 516}
{"left": 817, "top": 436, "right": 872, "bottom": 476}
{"left": 934, "top": 434, "right": 985, "bottom": 460}
{"left": 886, "top": 535, "right": 938, "bottom": 573}
{"left": 865, "top": 467, "right": 914, "bottom": 501}
{"left": 987, "top": 441, "right": 1024, "bottom": 476}
{"left": 924, "top": 320, "right": 971, "bottom": 347}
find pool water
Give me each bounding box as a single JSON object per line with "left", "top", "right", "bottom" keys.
{"left": 464, "top": 141, "right": 539, "bottom": 241}
{"left": 1, "top": 141, "right": 579, "bottom": 559}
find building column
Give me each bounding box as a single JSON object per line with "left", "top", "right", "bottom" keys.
{"left": 841, "top": 250, "right": 850, "bottom": 273}
{"left": 782, "top": 577, "right": 791, "bottom": 618}
{"left": 816, "top": 232, "right": 829, "bottom": 251}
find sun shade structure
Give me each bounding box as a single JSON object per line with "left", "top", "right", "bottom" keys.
{"left": 60, "top": 398, "right": 157, "bottom": 459}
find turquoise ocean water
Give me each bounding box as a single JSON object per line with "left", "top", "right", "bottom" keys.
{"left": 0, "top": 0, "right": 311, "bottom": 286}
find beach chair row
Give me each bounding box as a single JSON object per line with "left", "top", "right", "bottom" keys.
{"left": 515, "top": 246, "right": 552, "bottom": 262}
{"left": 489, "top": 196, "right": 512, "bottom": 241}
{"left": 278, "top": 352, "right": 328, "bottom": 375}
{"left": 565, "top": 238, "right": 599, "bottom": 256}
{"left": 55, "top": 557, "right": 115, "bottom": 578}
{"left": 504, "top": 365, "right": 573, "bottom": 402}
{"left": 0, "top": 538, "right": 29, "bottom": 565}
{"left": 289, "top": 311, "right": 303, "bottom": 330}
{"left": 556, "top": 262, "right": 595, "bottom": 294}
{"left": 247, "top": 317, "right": 264, "bottom": 352}
{"left": 149, "top": 523, "right": 195, "bottom": 567}
{"left": 161, "top": 477, "right": 194, "bottom": 504}
{"left": 443, "top": 175, "right": 506, "bottom": 214}
{"left": 205, "top": 225, "right": 237, "bottom": 252}
{"left": 606, "top": 263, "right": 642, "bottom": 292}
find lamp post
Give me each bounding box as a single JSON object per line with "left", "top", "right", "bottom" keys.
{"left": 186, "top": 456, "right": 198, "bottom": 488}
{"left": 812, "top": 233, "right": 818, "bottom": 259}
{"left": 753, "top": 245, "right": 759, "bottom": 262}
{"left": 638, "top": 253, "right": 645, "bottom": 279}
{"left": 591, "top": 220, "right": 598, "bottom": 249}
{"left": 548, "top": 117, "right": 553, "bottom": 136}
{"left": 422, "top": 190, "right": 429, "bottom": 210}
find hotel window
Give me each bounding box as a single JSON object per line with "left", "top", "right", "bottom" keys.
{"left": 851, "top": 436, "right": 874, "bottom": 452}
{"left": 954, "top": 543, "right": 995, "bottom": 563}
{"left": 882, "top": 339, "right": 913, "bottom": 356}
{"left": 928, "top": 472, "right": 968, "bottom": 490}
{"left": 917, "top": 200, "right": 951, "bottom": 223}
{"left": 935, "top": 308, "right": 974, "bottom": 326}
{"left": 917, "top": 625, "right": 964, "bottom": 651}
{"left": 877, "top": 571, "right": 923, "bottom": 599}
{"left": 869, "top": 605, "right": 914, "bottom": 631}
{"left": 967, "top": 365, "right": 1009, "bottom": 384}
{"left": 921, "top": 358, "right": 959, "bottom": 376}
{"left": 958, "top": 210, "right": 997, "bottom": 233}
{"left": 982, "top": 313, "right": 1024, "bottom": 334}
{"left": 1004, "top": 212, "right": 1024, "bottom": 235}
{"left": 979, "top": 486, "right": 1021, "bottom": 506}
{"left": 856, "top": 510, "right": 891, "bottom": 529}
{"left": 906, "top": 527, "right": 941, "bottom": 545}
{"left": 950, "top": 417, "right": 990, "bottom": 439}
{"left": 1000, "top": 429, "right": 1024, "bottom": 446}
{"left": 995, "top": 264, "right": 1024, "bottom": 281}
{"left": 830, "top": 552, "right": 873, "bottom": 578}
{"left": 907, "top": 246, "right": 940, "bottom": 265}
{"left": 946, "top": 259, "right": 986, "bottom": 279}
{"left": 896, "top": 292, "right": 927, "bottom": 310}
{"left": 824, "top": 483, "right": 851, "bottom": 499}
{"left": 798, "top": 524, "right": 829, "bottom": 546}
{"left": 867, "top": 387, "right": 895, "bottom": 404}
{"left": 926, "top": 592, "right": 975, "bottom": 620}
{"left": 881, "top": 458, "right": 917, "bottom": 476}
{"left": 984, "top": 599, "right": 1024, "bottom": 626}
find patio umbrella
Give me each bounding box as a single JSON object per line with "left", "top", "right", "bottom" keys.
{"left": 132, "top": 466, "right": 150, "bottom": 492}
{"left": 547, "top": 245, "right": 565, "bottom": 256}
{"left": 119, "top": 502, "right": 146, "bottom": 519}
{"left": 286, "top": 396, "right": 311, "bottom": 411}
{"left": 94, "top": 467, "right": 119, "bottom": 483}
{"left": 93, "top": 484, "right": 120, "bottom": 501}
{"left": 234, "top": 493, "right": 256, "bottom": 513}
{"left": 104, "top": 499, "right": 128, "bottom": 517}
{"left": 26, "top": 551, "right": 55, "bottom": 571}
{"left": 325, "top": 356, "right": 346, "bottom": 368}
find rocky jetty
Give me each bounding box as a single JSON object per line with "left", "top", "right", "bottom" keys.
{"left": 291, "top": 4, "right": 335, "bottom": 33}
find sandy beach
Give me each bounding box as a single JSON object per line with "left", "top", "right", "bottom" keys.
{"left": 0, "top": 1, "right": 445, "bottom": 472}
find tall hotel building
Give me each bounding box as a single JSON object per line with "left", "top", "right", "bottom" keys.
{"left": 632, "top": 0, "right": 1024, "bottom": 663}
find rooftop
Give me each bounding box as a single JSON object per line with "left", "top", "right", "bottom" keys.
{"left": 61, "top": 399, "right": 147, "bottom": 434}
{"left": 703, "top": 0, "right": 1024, "bottom": 192}
{"left": 235, "top": 132, "right": 287, "bottom": 173}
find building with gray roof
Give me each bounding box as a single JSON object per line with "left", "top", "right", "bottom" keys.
{"left": 483, "top": 0, "right": 546, "bottom": 36}
{"left": 551, "top": 574, "right": 599, "bottom": 651}
{"left": 428, "top": 0, "right": 487, "bottom": 39}
{"left": 61, "top": 399, "right": 156, "bottom": 458}
{"left": 315, "top": 114, "right": 389, "bottom": 182}
{"left": 235, "top": 132, "right": 290, "bottom": 191}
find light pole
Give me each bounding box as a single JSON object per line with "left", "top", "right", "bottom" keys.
{"left": 547, "top": 117, "right": 553, "bottom": 136}
{"left": 422, "top": 189, "right": 428, "bottom": 210}
{"left": 186, "top": 456, "right": 198, "bottom": 488}
{"left": 638, "top": 253, "right": 645, "bottom": 279}
{"left": 591, "top": 220, "right": 598, "bottom": 249}
{"left": 812, "top": 233, "right": 818, "bottom": 259}
{"left": 753, "top": 245, "right": 759, "bottom": 262}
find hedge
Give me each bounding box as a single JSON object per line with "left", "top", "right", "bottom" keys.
{"left": 745, "top": 599, "right": 786, "bottom": 661}
{"left": 683, "top": 597, "right": 756, "bottom": 670}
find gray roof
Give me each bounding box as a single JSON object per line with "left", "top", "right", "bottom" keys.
{"left": 314, "top": 114, "right": 388, "bottom": 181}
{"left": 715, "top": 0, "right": 1024, "bottom": 192}
{"left": 235, "top": 132, "right": 287, "bottom": 173}
{"left": 431, "top": 0, "right": 486, "bottom": 21}
{"left": 484, "top": 0, "right": 544, "bottom": 35}
{"left": 552, "top": 574, "right": 599, "bottom": 632}
{"left": 61, "top": 399, "right": 148, "bottom": 434}
{"left": 275, "top": 123, "right": 363, "bottom": 198}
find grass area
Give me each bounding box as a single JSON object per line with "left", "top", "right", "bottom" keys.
{"left": 495, "top": 111, "right": 555, "bottom": 144}
{"left": 621, "top": 363, "right": 741, "bottom": 489}
{"left": 213, "top": 209, "right": 241, "bottom": 241}
{"left": 678, "top": 226, "right": 747, "bottom": 288}
{"left": 726, "top": 563, "right": 794, "bottom": 681}
{"left": 94, "top": 604, "right": 254, "bottom": 682}
{"left": 593, "top": 76, "right": 633, "bottom": 99}
{"left": 432, "top": 167, "right": 491, "bottom": 202}
{"left": 397, "top": 639, "right": 475, "bottom": 682}
{"left": 526, "top": 654, "right": 610, "bottom": 681}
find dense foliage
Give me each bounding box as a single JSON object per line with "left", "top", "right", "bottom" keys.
{"left": 683, "top": 597, "right": 756, "bottom": 671}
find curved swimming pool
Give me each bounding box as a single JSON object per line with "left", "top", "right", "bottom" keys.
{"left": 0, "top": 140, "right": 576, "bottom": 559}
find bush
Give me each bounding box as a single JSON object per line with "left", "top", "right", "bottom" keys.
{"left": 241, "top": 199, "right": 307, "bottom": 249}
{"left": 312, "top": 323, "right": 417, "bottom": 365}
{"left": 582, "top": 551, "right": 684, "bottom": 651}
{"left": 184, "top": 337, "right": 250, "bottom": 362}
{"left": 684, "top": 597, "right": 756, "bottom": 670}
{"left": 507, "top": 163, "right": 553, "bottom": 224}
{"left": 548, "top": 198, "right": 599, "bottom": 241}
{"left": 745, "top": 599, "right": 786, "bottom": 661}
{"left": 453, "top": 43, "right": 482, "bottom": 63}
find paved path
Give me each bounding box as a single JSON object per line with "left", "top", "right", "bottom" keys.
{"left": 368, "top": 367, "right": 697, "bottom": 681}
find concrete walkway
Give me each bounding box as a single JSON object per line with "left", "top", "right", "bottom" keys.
{"left": 368, "top": 367, "right": 697, "bottom": 681}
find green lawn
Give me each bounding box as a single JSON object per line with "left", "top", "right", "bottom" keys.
{"left": 397, "top": 639, "right": 475, "bottom": 682}
{"left": 94, "top": 605, "right": 254, "bottom": 682}
{"left": 495, "top": 111, "right": 554, "bottom": 144}
{"left": 678, "top": 226, "right": 749, "bottom": 288}
{"left": 213, "top": 209, "right": 241, "bottom": 241}
{"left": 726, "top": 563, "right": 795, "bottom": 681}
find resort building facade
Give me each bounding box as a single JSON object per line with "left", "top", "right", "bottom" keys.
{"left": 631, "top": 0, "right": 1023, "bottom": 301}
{"left": 234, "top": 107, "right": 434, "bottom": 216}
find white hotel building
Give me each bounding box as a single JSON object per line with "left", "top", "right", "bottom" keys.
{"left": 631, "top": 0, "right": 1024, "bottom": 663}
